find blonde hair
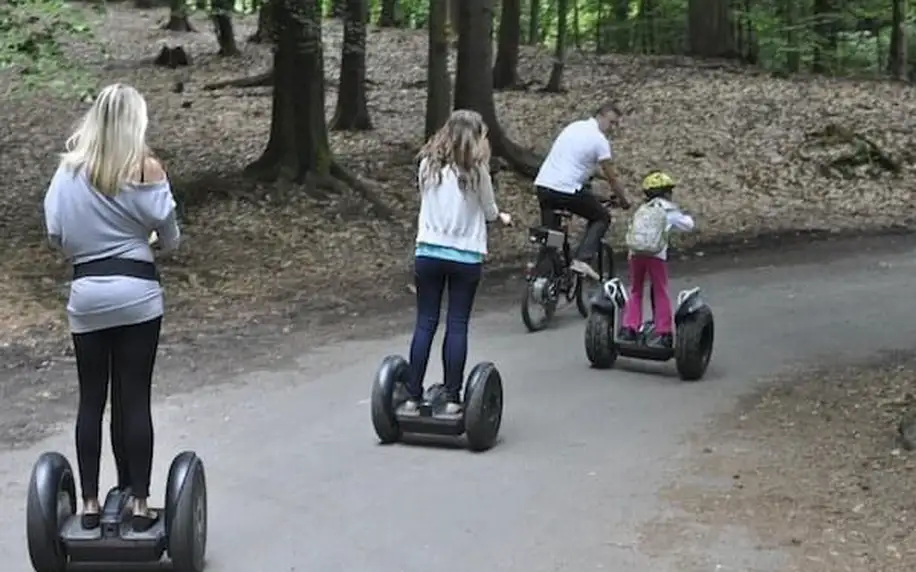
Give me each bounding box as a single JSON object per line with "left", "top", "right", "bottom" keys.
{"left": 417, "top": 109, "right": 490, "bottom": 192}
{"left": 60, "top": 83, "right": 150, "bottom": 197}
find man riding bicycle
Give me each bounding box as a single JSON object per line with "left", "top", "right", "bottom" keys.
{"left": 534, "top": 102, "right": 631, "bottom": 280}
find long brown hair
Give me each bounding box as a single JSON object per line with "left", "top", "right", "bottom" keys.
{"left": 417, "top": 109, "right": 490, "bottom": 192}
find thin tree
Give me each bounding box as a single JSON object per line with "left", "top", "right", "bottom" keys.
{"left": 454, "top": 0, "right": 540, "bottom": 176}
{"left": 331, "top": 0, "right": 373, "bottom": 130}
{"left": 212, "top": 0, "right": 240, "bottom": 56}
{"left": 493, "top": 0, "right": 522, "bottom": 89}
{"left": 527, "top": 0, "right": 539, "bottom": 44}
{"left": 543, "top": 0, "right": 568, "bottom": 91}
{"left": 249, "top": 0, "right": 278, "bottom": 43}
{"left": 425, "top": 0, "right": 452, "bottom": 140}
{"left": 686, "top": 0, "right": 737, "bottom": 59}
{"left": 379, "top": 0, "right": 400, "bottom": 27}
{"left": 163, "top": 0, "right": 195, "bottom": 32}
{"left": 889, "top": 0, "right": 908, "bottom": 79}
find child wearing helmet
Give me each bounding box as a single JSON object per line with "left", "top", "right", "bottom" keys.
{"left": 620, "top": 171, "right": 695, "bottom": 349}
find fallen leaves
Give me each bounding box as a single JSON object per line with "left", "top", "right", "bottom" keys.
{"left": 644, "top": 353, "right": 916, "bottom": 571}
{"left": 1, "top": 4, "right": 916, "bottom": 358}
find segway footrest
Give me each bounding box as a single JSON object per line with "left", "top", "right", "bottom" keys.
{"left": 62, "top": 512, "right": 167, "bottom": 563}
{"left": 616, "top": 342, "right": 673, "bottom": 361}
{"left": 395, "top": 404, "right": 465, "bottom": 436}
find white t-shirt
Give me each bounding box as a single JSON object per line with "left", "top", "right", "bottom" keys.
{"left": 534, "top": 118, "right": 613, "bottom": 194}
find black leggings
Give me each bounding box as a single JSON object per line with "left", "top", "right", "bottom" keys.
{"left": 72, "top": 317, "right": 161, "bottom": 500}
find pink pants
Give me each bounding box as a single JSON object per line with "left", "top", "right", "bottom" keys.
{"left": 622, "top": 255, "right": 673, "bottom": 334}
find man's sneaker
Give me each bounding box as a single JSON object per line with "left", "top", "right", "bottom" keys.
{"left": 618, "top": 327, "right": 637, "bottom": 342}
{"left": 570, "top": 259, "right": 600, "bottom": 280}
{"left": 443, "top": 401, "right": 463, "bottom": 415}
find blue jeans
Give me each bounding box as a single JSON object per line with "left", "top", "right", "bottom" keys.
{"left": 407, "top": 256, "right": 483, "bottom": 400}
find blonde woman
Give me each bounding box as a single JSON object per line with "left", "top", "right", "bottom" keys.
{"left": 404, "top": 109, "right": 512, "bottom": 414}
{"left": 43, "top": 84, "right": 180, "bottom": 532}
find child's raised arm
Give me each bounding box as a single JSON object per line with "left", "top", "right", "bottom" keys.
{"left": 667, "top": 208, "right": 695, "bottom": 232}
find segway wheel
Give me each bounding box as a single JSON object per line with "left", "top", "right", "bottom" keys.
{"left": 371, "top": 355, "right": 409, "bottom": 444}
{"left": 584, "top": 310, "right": 618, "bottom": 369}
{"left": 166, "top": 452, "right": 207, "bottom": 572}
{"left": 26, "top": 452, "right": 76, "bottom": 572}
{"left": 463, "top": 362, "right": 504, "bottom": 452}
{"left": 674, "top": 307, "right": 714, "bottom": 381}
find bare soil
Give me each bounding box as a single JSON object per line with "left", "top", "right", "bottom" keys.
{"left": 641, "top": 353, "right": 916, "bottom": 571}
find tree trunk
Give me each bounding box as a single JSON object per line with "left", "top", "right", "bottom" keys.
{"left": 426, "top": 0, "right": 452, "bottom": 140}
{"left": 784, "top": 0, "right": 799, "bottom": 72}
{"left": 331, "top": 0, "right": 372, "bottom": 130}
{"left": 247, "top": 0, "right": 333, "bottom": 184}
{"left": 135, "top": 0, "right": 154, "bottom": 8}
{"left": 163, "top": 0, "right": 195, "bottom": 31}
{"left": 249, "top": 0, "right": 277, "bottom": 43}
{"left": 572, "top": 0, "right": 580, "bottom": 49}
{"left": 379, "top": 0, "right": 400, "bottom": 26}
{"left": 637, "top": 0, "right": 657, "bottom": 54}
{"left": 493, "top": 0, "right": 522, "bottom": 89}
{"left": 331, "top": 0, "right": 346, "bottom": 18}
{"left": 247, "top": 0, "right": 392, "bottom": 215}
{"left": 448, "top": 0, "right": 460, "bottom": 34}
{"left": 889, "top": 0, "right": 907, "bottom": 79}
{"left": 811, "top": 0, "right": 837, "bottom": 73}
{"left": 613, "top": 0, "right": 629, "bottom": 51}
{"left": 527, "top": 0, "right": 539, "bottom": 44}
{"left": 454, "top": 0, "right": 540, "bottom": 177}
{"left": 686, "top": 0, "right": 737, "bottom": 59}
{"left": 544, "top": 0, "right": 568, "bottom": 91}
{"left": 211, "top": 0, "right": 240, "bottom": 56}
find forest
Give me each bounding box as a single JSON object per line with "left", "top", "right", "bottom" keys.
{"left": 0, "top": 0, "right": 912, "bottom": 349}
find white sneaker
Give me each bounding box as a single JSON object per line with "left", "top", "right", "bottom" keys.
{"left": 443, "top": 402, "right": 463, "bottom": 415}
{"left": 401, "top": 400, "right": 420, "bottom": 414}
{"left": 570, "top": 260, "right": 600, "bottom": 280}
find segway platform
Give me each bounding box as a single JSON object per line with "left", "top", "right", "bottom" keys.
{"left": 60, "top": 487, "right": 166, "bottom": 563}
{"left": 395, "top": 384, "right": 465, "bottom": 436}
{"left": 371, "top": 355, "right": 504, "bottom": 451}
{"left": 26, "top": 450, "right": 208, "bottom": 572}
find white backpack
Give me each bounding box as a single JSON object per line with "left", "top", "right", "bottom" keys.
{"left": 625, "top": 198, "right": 669, "bottom": 255}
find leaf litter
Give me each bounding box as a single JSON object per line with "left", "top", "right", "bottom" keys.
{"left": 640, "top": 352, "right": 916, "bottom": 572}
{"left": 1, "top": 2, "right": 916, "bottom": 361}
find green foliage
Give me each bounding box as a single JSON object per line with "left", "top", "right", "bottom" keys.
{"left": 0, "top": 0, "right": 100, "bottom": 97}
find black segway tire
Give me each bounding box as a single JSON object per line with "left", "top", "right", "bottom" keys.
{"left": 675, "top": 307, "right": 714, "bottom": 381}
{"left": 463, "top": 362, "right": 504, "bottom": 452}
{"left": 166, "top": 452, "right": 208, "bottom": 572}
{"left": 26, "top": 452, "right": 76, "bottom": 572}
{"left": 371, "top": 355, "right": 409, "bottom": 444}
{"left": 584, "top": 310, "right": 618, "bottom": 369}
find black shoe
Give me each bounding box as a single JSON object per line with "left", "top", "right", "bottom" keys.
{"left": 647, "top": 334, "right": 673, "bottom": 349}
{"left": 81, "top": 512, "right": 100, "bottom": 530}
{"left": 131, "top": 510, "right": 160, "bottom": 532}
{"left": 618, "top": 328, "right": 637, "bottom": 342}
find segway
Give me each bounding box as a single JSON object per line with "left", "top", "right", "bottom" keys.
{"left": 584, "top": 277, "right": 714, "bottom": 380}
{"left": 26, "top": 450, "right": 208, "bottom": 572}
{"left": 370, "top": 355, "right": 504, "bottom": 451}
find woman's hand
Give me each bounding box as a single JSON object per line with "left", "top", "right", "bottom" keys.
{"left": 498, "top": 212, "right": 512, "bottom": 226}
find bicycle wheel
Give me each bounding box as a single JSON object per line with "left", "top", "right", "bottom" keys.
{"left": 521, "top": 249, "right": 559, "bottom": 332}
{"left": 576, "top": 242, "right": 615, "bottom": 318}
